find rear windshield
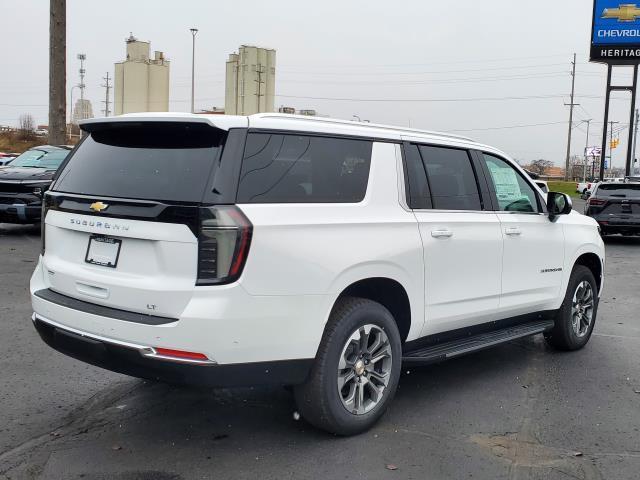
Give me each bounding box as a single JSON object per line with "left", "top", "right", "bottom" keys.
{"left": 597, "top": 183, "right": 640, "bottom": 197}
{"left": 54, "top": 123, "right": 225, "bottom": 203}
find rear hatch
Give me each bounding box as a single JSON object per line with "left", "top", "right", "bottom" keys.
{"left": 588, "top": 183, "right": 640, "bottom": 224}
{"left": 40, "top": 120, "right": 250, "bottom": 319}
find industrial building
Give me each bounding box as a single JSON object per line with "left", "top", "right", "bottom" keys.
{"left": 114, "top": 34, "right": 170, "bottom": 115}
{"left": 225, "top": 45, "right": 276, "bottom": 115}
{"left": 72, "top": 99, "right": 93, "bottom": 124}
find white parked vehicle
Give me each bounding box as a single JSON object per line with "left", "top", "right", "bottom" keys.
{"left": 577, "top": 180, "right": 597, "bottom": 195}
{"left": 578, "top": 177, "right": 625, "bottom": 195}
{"left": 31, "top": 113, "right": 605, "bottom": 435}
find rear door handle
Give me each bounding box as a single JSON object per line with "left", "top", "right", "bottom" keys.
{"left": 505, "top": 227, "right": 522, "bottom": 236}
{"left": 431, "top": 229, "right": 453, "bottom": 238}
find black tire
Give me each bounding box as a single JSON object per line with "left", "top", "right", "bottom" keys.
{"left": 544, "top": 265, "right": 599, "bottom": 351}
{"left": 294, "top": 297, "right": 402, "bottom": 436}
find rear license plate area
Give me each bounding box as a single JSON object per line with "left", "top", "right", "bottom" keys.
{"left": 85, "top": 235, "right": 121, "bottom": 268}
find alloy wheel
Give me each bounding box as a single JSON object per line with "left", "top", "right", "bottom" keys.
{"left": 571, "top": 280, "right": 594, "bottom": 338}
{"left": 337, "top": 324, "right": 393, "bottom": 415}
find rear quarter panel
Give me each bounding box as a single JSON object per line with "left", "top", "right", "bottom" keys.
{"left": 237, "top": 142, "right": 425, "bottom": 342}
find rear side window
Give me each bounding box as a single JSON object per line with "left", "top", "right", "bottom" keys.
{"left": 418, "top": 145, "right": 481, "bottom": 211}
{"left": 597, "top": 183, "right": 640, "bottom": 197}
{"left": 402, "top": 143, "right": 431, "bottom": 209}
{"left": 54, "top": 122, "right": 225, "bottom": 203}
{"left": 237, "top": 133, "right": 372, "bottom": 203}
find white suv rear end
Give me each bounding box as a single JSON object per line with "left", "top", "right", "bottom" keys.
{"left": 31, "top": 113, "right": 604, "bottom": 435}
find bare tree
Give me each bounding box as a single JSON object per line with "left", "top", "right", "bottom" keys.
{"left": 18, "top": 114, "right": 35, "bottom": 140}
{"left": 528, "top": 159, "right": 553, "bottom": 176}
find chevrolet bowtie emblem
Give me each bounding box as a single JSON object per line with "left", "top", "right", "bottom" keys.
{"left": 89, "top": 201, "right": 109, "bottom": 212}
{"left": 602, "top": 3, "right": 640, "bottom": 22}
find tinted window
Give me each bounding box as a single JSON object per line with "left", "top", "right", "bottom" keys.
{"left": 596, "top": 183, "right": 640, "bottom": 197}
{"left": 482, "top": 154, "right": 539, "bottom": 213}
{"left": 403, "top": 143, "right": 431, "bottom": 209}
{"left": 418, "top": 145, "right": 481, "bottom": 210}
{"left": 54, "top": 123, "right": 225, "bottom": 203}
{"left": 237, "top": 133, "right": 372, "bottom": 203}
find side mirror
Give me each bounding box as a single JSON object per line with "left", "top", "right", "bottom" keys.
{"left": 580, "top": 191, "right": 591, "bottom": 200}
{"left": 547, "top": 192, "right": 572, "bottom": 218}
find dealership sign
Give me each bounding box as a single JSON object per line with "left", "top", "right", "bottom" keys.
{"left": 591, "top": 1, "right": 640, "bottom": 62}
{"left": 585, "top": 146, "right": 603, "bottom": 157}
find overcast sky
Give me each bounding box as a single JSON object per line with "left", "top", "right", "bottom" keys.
{"left": 1, "top": 0, "right": 638, "bottom": 167}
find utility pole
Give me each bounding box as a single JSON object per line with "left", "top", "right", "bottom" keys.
{"left": 255, "top": 64, "right": 265, "bottom": 113}
{"left": 564, "top": 53, "right": 578, "bottom": 181}
{"left": 190, "top": 28, "right": 198, "bottom": 113}
{"left": 608, "top": 120, "right": 619, "bottom": 175}
{"left": 101, "top": 72, "right": 112, "bottom": 117}
{"left": 632, "top": 109, "right": 639, "bottom": 174}
{"left": 49, "top": 0, "right": 66, "bottom": 145}
{"left": 583, "top": 119, "right": 592, "bottom": 182}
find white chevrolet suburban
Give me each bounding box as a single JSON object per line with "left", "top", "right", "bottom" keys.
{"left": 31, "top": 113, "right": 604, "bottom": 435}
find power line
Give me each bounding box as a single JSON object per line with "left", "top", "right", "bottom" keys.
{"left": 275, "top": 93, "right": 568, "bottom": 103}
{"left": 276, "top": 72, "right": 572, "bottom": 86}
{"left": 449, "top": 121, "right": 568, "bottom": 132}
{"left": 282, "top": 53, "right": 574, "bottom": 69}
{"left": 278, "top": 63, "right": 569, "bottom": 76}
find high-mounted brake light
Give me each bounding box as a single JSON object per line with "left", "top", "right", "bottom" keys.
{"left": 196, "top": 205, "right": 252, "bottom": 285}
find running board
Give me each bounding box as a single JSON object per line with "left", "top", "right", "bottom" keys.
{"left": 402, "top": 320, "right": 554, "bottom": 365}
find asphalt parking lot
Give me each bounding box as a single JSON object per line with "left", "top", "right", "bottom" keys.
{"left": 1, "top": 201, "right": 639, "bottom": 480}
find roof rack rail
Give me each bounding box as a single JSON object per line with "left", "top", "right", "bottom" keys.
{"left": 252, "top": 113, "right": 473, "bottom": 142}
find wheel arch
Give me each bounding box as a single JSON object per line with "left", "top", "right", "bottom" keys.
{"left": 574, "top": 252, "right": 603, "bottom": 293}
{"left": 331, "top": 277, "right": 413, "bottom": 343}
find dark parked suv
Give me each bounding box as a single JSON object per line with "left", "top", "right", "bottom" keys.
{"left": 0, "top": 145, "right": 71, "bottom": 224}
{"left": 585, "top": 181, "right": 640, "bottom": 236}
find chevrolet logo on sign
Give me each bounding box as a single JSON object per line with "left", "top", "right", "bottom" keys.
{"left": 602, "top": 4, "right": 640, "bottom": 22}
{"left": 89, "top": 201, "right": 109, "bottom": 212}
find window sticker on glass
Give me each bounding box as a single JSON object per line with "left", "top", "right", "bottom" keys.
{"left": 487, "top": 164, "right": 522, "bottom": 203}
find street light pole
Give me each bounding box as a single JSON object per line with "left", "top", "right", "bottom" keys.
{"left": 190, "top": 28, "right": 198, "bottom": 114}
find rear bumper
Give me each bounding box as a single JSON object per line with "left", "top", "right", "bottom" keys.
{"left": 591, "top": 215, "right": 640, "bottom": 233}
{"left": 33, "top": 313, "right": 313, "bottom": 387}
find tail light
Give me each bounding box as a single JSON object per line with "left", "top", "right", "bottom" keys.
{"left": 196, "top": 206, "right": 252, "bottom": 285}
{"left": 588, "top": 198, "right": 606, "bottom": 206}
{"left": 40, "top": 193, "right": 52, "bottom": 255}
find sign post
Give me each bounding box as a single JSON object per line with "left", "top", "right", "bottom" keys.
{"left": 591, "top": 0, "right": 640, "bottom": 179}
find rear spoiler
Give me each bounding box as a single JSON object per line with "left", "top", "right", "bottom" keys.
{"left": 79, "top": 114, "right": 248, "bottom": 133}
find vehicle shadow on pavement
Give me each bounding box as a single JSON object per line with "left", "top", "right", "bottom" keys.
{"left": 6, "top": 337, "right": 562, "bottom": 479}
{"left": 602, "top": 235, "right": 640, "bottom": 245}
{"left": 0, "top": 223, "right": 40, "bottom": 237}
